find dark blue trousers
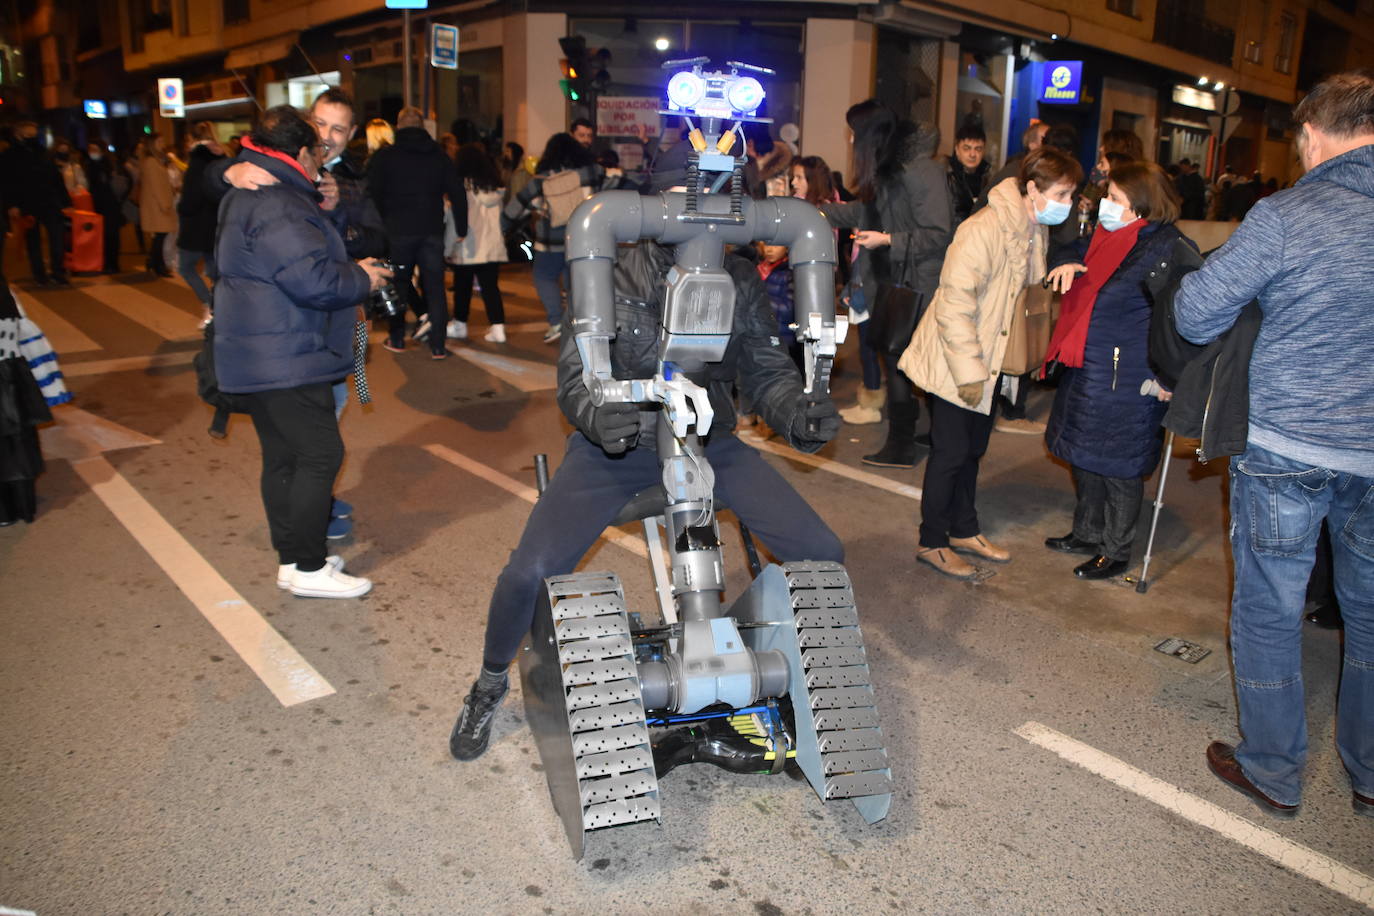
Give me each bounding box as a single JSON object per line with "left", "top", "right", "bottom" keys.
{"left": 481, "top": 432, "right": 845, "bottom": 669}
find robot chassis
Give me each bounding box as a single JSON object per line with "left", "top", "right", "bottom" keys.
{"left": 518, "top": 60, "right": 892, "bottom": 859}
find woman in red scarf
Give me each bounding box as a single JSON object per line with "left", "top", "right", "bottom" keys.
{"left": 1042, "top": 162, "right": 1191, "bottom": 580}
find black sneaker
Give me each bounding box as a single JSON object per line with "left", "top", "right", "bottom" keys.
{"left": 449, "top": 678, "right": 509, "bottom": 761}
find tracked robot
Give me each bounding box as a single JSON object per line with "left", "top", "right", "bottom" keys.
{"left": 518, "top": 59, "right": 892, "bottom": 859}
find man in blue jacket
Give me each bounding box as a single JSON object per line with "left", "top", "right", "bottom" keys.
{"left": 215, "top": 105, "right": 391, "bottom": 599}
{"left": 1175, "top": 70, "right": 1374, "bottom": 820}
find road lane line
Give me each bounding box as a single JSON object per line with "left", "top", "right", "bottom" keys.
{"left": 80, "top": 282, "right": 202, "bottom": 341}
{"left": 741, "top": 435, "right": 923, "bottom": 501}
{"left": 423, "top": 443, "right": 647, "bottom": 558}
{"left": 1015, "top": 721, "right": 1374, "bottom": 908}
{"left": 448, "top": 348, "right": 558, "bottom": 391}
{"left": 71, "top": 455, "right": 335, "bottom": 707}
{"left": 12, "top": 287, "right": 102, "bottom": 353}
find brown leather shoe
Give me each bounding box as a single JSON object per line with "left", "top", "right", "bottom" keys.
{"left": 917, "top": 547, "right": 977, "bottom": 579}
{"left": 949, "top": 534, "right": 1011, "bottom": 563}
{"left": 1206, "top": 742, "right": 1299, "bottom": 819}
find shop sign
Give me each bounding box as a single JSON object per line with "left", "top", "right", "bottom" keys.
{"left": 158, "top": 77, "right": 184, "bottom": 118}
{"left": 84, "top": 100, "right": 107, "bottom": 119}
{"left": 1040, "top": 61, "right": 1082, "bottom": 104}
{"left": 596, "top": 96, "right": 659, "bottom": 137}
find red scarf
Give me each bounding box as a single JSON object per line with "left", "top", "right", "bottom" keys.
{"left": 239, "top": 136, "right": 316, "bottom": 184}
{"left": 1042, "top": 219, "right": 1144, "bottom": 370}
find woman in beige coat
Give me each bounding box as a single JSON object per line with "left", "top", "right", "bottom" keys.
{"left": 138, "top": 134, "right": 176, "bottom": 276}
{"left": 899, "top": 147, "right": 1083, "bottom": 578}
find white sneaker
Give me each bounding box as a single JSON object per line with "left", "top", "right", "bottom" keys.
{"left": 542, "top": 324, "right": 562, "bottom": 344}
{"left": 413, "top": 316, "right": 431, "bottom": 340}
{"left": 289, "top": 563, "right": 372, "bottom": 598}
{"left": 447, "top": 320, "right": 468, "bottom": 340}
{"left": 483, "top": 323, "right": 506, "bottom": 343}
{"left": 276, "top": 555, "right": 345, "bottom": 590}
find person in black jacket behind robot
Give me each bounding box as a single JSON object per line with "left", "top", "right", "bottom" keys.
{"left": 214, "top": 105, "right": 392, "bottom": 599}
{"left": 177, "top": 122, "right": 226, "bottom": 319}
{"left": 367, "top": 106, "right": 467, "bottom": 357}
{"left": 448, "top": 168, "right": 845, "bottom": 761}
{"left": 84, "top": 141, "right": 125, "bottom": 274}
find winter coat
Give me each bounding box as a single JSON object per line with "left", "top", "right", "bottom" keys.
{"left": 947, "top": 156, "right": 991, "bottom": 227}
{"left": 2, "top": 140, "right": 71, "bottom": 215}
{"left": 898, "top": 177, "right": 1047, "bottom": 414}
{"left": 177, "top": 143, "right": 225, "bottom": 252}
{"left": 446, "top": 184, "right": 507, "bottom": 265}
{"left": 139, "top": 154, "right": 176, "bottom": 233}
{"left": 504, "top": 165, "right": 627, "bottom": 252}
{"left": 1175, "top": 143, "right": 1374, "bottom": 477}
{"left": 557, "top": 241, "right": 825, "bottom": 453}
{"left": 820, "top": 123, "right": 952, "bottom": 300}
{"left": 212, "top": 148, "right": 370, "bottom": 394}
{"left": 324, "top": 148, "right": 387, "bottom": 260}
{"left": 366, "top": 126, "right": 466, "bottom": 239}
{"left": 84, "top": 156, "right": 122, "bottom": 221}
{"left": 1043, "top": 221, "right": 1184, "bottom": 479}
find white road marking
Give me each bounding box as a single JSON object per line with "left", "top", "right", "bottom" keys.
{"left": 63, "top": 350, "right": 198, "bottom": 376}
{"left": 12, "top": 287, "right": 101, "bottom": 353}
{"left": 1016, "top": 721, "right": 1374, "bottom": 909}
{"left": 38, "top": 406, "right": 162, "bottom": 461}
{"left": 70, "top": 455, "right": 334, "bottom": 707}
{"left": 423, "top": 443, "right": 647, "bottom": 558}
{"left": 80, "top": 282, "right": 202, "bottom": 341}
{"left": 447, "top": 348, "right": 558, "bottom": 392}
{"left": 0, "top": 906, "right": 39, "bottom": 916}
{"left": 742, "top": 434, "right": 923, "bottom": 501}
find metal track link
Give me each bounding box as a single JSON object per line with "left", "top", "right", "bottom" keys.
{"left": 549, "top": 576, "right": 661, "bottom": 832}
{"left": 783, "top": 562, "right": 893, "bottom": 802}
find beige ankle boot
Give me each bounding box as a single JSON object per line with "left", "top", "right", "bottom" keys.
{"left": 840, "top": 385, "right": 884, "bottom": 425}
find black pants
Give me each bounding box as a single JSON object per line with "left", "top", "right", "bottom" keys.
{"left": 1070, "top": 466, "right": 1143, "bottom": 561}
{"left": 100, "top": 210, "right": 122, "bottom": 273}
{"left": 244, "top": 382, "right": 344, "bottom": 571}
{"left": 386, "top": 233, "right": 447, "bottom": 354}
{"left": 481, "top": 432, "right": 845, "bottom": 670}
{"left": 919, "top": 395, "right": 995, "bottom": 548}
{"left": 25, "top": 208, "right": 65, "bottom": 281}
{"left": 451, "top": 262, "right": 506, "bottom": 324}
{"left": 148, "top": 232, "right": 168, "bottom": 273}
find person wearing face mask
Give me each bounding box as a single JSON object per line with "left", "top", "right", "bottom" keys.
{"left": 898, "top": 147, "right": 1083, "bottom": 578}
{"left": 53, "top": 141, "right": 88, "bottom": 198}
{"left": 84, "top": 141, "right": 125, "bottom": 274}
{"left": 1040, "top": 162, "right": 1188, "bottom": 580}
{"left": 3, "top": 122, "right": 72, "bottom": 286}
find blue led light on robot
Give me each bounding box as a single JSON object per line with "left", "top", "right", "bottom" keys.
{"left": 667, "top": 70, "right": 707, "bottom": 109}
{"left": 726, "top": 76, "right": 765, "bottom": 113}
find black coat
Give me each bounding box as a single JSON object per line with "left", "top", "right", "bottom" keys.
{"left": 84, "top": 155, "right": 122, "bottom": 220}
{"left": 178, "top": 143, "right": 226, "bottom": 252}
{"left": 1044, "top": 222, "right": 1187, "bottom": 478}
{"left": 557, "top": 242, "right": 826, "bottom": 454}
{"left": 366, "top": 127, "right": 466, "bottom": 239}
{"left": 2, "top": 140, "right": 70, "bottom": 214}
{"left": 213, "top": 149, "right": 370, "bottom": 394}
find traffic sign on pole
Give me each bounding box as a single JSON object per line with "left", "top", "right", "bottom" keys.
{"left": 157, "top": 78, "right": 184, "bottom": 118}
{"left": 431, "top": 24, "right": 458, "bottom": 70}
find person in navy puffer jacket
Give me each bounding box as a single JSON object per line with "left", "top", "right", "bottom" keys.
{"left": 1041, "top": 161, "right": 1189, "bottom": 580}
{"left": 215, "top": 105, "right": 391, "bottom": 600}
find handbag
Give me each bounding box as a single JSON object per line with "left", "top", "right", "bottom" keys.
{"left": 1001, "top": 282, "right": 1057, "bottom": 376}
{"left": 867, "top": 234, "right": 923, "bottom": 357}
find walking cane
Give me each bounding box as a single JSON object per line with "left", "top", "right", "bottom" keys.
{"left": 1135, "top": 430, "right": 1175, "bottom": 593}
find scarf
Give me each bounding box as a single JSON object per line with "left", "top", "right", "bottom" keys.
{"left": 239, "top": 136, "right": 315, "bottom": 184}
{"left": 1042, "top": 219, "right": 1145, "bottom": 370}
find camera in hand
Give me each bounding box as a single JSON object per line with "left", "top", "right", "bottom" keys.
{"left": 368, "top": 261, "right": 407, "bottom": 319}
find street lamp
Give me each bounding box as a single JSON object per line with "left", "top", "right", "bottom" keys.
{"left": 654, "top": 37, "right": 670, "bottom": 51}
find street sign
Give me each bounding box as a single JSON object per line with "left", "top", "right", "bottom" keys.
{"left": 83, "top": 99, "right": 107, "bottom": 119}
{"left": 1206, "top": 114, "right": 1239, "bottom": 144}
{"left": 431, "top": 23, "right": 458, "bottom": 70}
{"left": 1221, "top": 89, "right": 1240, "bottom": 115}
{"left": 1039, "top": 61, "right": 1083, "bottom": 105}
{"left": 157, "top": 77, "right": 184, "bottom": 118}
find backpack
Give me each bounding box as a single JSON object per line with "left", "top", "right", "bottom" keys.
{"left": 193, "top": 318, "right": 249, "bottom": 438}
{"left": 541, "top": 169, "right": 590, "bottom": 228}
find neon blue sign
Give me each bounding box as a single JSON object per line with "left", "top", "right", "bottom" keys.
{"left": 1040, "top": 61, "right": 1083, "bottom": 104}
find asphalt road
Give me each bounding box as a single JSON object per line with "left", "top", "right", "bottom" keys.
{"left": 1, "top": 256, "right": 1369, "bottom": 915}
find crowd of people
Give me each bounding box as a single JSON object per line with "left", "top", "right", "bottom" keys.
{"left": 5, "top": 68, "right": 1368, "bottom": 824}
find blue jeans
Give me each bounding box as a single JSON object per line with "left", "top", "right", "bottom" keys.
{"left": 1228, "top": 444, "right": 1374, "bottom": 805}
{"left": 532, "top": 248, "right": 568, "bottom": 325}
{"left": 177, "top": 248, "right": 216, "bottom": 306}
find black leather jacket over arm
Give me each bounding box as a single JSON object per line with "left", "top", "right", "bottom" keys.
{"left": 557, "top": 242, "right": 825, "bottom": 454}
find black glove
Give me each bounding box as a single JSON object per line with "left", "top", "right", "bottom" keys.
{"left": 593, "top": 402, "right": 641, "bottom": 455}
{"left": 790, "top": 397, "right": 840, "bottom": 446}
